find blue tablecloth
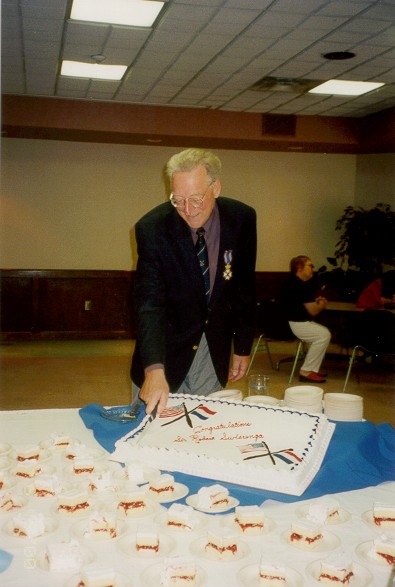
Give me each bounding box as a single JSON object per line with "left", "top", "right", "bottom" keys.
{"left": 79, "top": 403, "right": 395, "bottom": 505}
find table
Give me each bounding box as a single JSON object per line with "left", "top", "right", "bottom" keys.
{"left": 326, "top": 302, "right": 395, "bottom": 313}
{"left": 0, "top": 408, "right": 394, "bottom": 587}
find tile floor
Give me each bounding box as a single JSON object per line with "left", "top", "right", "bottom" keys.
{"left": 0, "top": 339, "right": 394, "bottom": 426}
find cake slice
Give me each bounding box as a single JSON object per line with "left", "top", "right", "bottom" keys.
{"left": 0, "top": 490, "right": 22, "bottom": 512}
{"left": 73, "top": 458, "right": 95, "bottom": 475}
{"left": 205, "top": 528, "right": 239, "bottom": 560}
{"left": 48, "top": 432, "right": 71, "bottom": 450}
{"left": 306, "top": 497, "right": 340, "bottom": 524}
{"left": 368, "top": 533, "right": 395, "bottom": 566}
{"left": 57, "top": 488, "right": 90, "bottom": 514}
{"left": 196, "top": 484, "right": 229, "bottom": 509}
{"left": 166, "top": 503, "right": 197, "bottom": 531}
{"left": 117, "top": 485, "right": 147, "bottom": 514}
{"left": 318, "top": 553, "right": 354, "bottom": 584}
{"left": 135, "top": 524, "right": 160, "bottom": 553}
{"left": 83, "top": 511, "right": 117, "bottom": 539}
{"left": 88, "top": 471, "right": 117, "bottom": 493}
{"left": 259, "top": 558, "right": 286, "bottom": 587}
{"left": 148, "top": 474, "right": 175, "bottom": 499}
{"left": 79, "top": 567, "right": 117, "bottom": 587}
{"left": 15, "top": 444, "right": 41, "bottom": 461}
{"left": 234, "top": 505, "right": 265, "bottom": 534}
{"left": 290, "top": 520, "right": 323, "bottom": 549}
{"left": 12, "top": 510, "right": 46, "bottom": 538}
{"left": 45, "top": 539, "right": 83, "bottom": 571}
{"left": 160, "top": 556, "right": 196, "bottom": 586}
{"left": 15, "top": 460, "right": 42, "bottom": 478}
{"left": 33, "top": 474, "right": 62, "bottom": 497}
{"left": 373, "top": 502, "right": 395, "bottom": 528}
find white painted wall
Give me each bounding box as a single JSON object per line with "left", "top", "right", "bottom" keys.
{"left": 1, "top": 139, "right": 392, "bottom": 272}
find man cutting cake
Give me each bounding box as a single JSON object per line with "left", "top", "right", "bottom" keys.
{"left": 130, "top": 148, "right": 257, "bottom": 415}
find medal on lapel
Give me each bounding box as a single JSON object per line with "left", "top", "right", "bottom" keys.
{"left": 223, "top": 250, "right": 233, "bottom": 280}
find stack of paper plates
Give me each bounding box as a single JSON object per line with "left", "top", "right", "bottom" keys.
{"left": 283, "top": 385, "right": 323, "bottom": 414}
{"left": 324, "top": 392, "right": 363, "bottom": 422}
{"left": 208, "top": 389, "right": 243, "bottom": 401}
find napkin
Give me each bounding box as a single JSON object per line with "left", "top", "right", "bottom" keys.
{"left": 0, "top": 549, "right": 13, "bottom": 573}
{"left": 79, "top": 402, "right": 145, "bottom": 453}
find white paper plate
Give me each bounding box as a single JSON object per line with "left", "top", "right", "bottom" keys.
{"left": 155, "top": 510, "right": 208, "bottom": 533}
{"left": 208, "top": 389, "right": 243, "bottom": 401}
{"left": 147, "top": 482, "right": 189, "bottom": 503}
{"left": 54, "top": 499, "right": 96, "bottom": 518}
{"left": 281, "top": 529, "right": 340, "bottom": 552}
{"left": 11, "top": 463, "right": 56, "bottom": 480}
{"left": 190, "top": 536, "right": 248, "bottom": 562}
{"left": 65, "top": 461, "right": 108, "bottom": 477}
{"left": 297, "top": 504, "right": 351, "bottom": 525}
{"left": 63, "top": 447, "right": 106, "bottom": 461}
{"left": 221, "top": 512, "right": 276, "bottom": 535}
{"left": 0, "top": 494, "right": 28, "bottom": 514}
{"left": 71, "top": 518, "right": 126, "bottom": 541}
{"left": 40, "top": 437, "right": 77, "bottom": 451}
{"left": 11, "top": 448, "right": 52, "bottom": 463}
{"left": 306, "top": 560, "right": 372, "bottom": 586}
{"left": 35, "top": 545, "right": 95, "bottom": 572}
{"left": 237, "top": 563, "right": 304, "bottom": 587}
{"left": 356, "top": 541, "right": 394, "bottom": 568}
{"left": 186, "top": 494, "right": 239, "bottom": 514}
{"left": 114, "top": 498, "right": 160, "bottom": 518}
{"left": 3, "top": 514, "right": 58, "bottom": 539}
{"left": 114, "top": 465, "right": 160, "bottom": 484}
{"left": 361, "top": 510, "right": 395, "bottom": 533}
{"left": 117, "top": 532, "right": 175, "bottom": 558}
{"left": 141, "top": 563, "right": 207, "bottom": 587}
{"left": 244, "top": 395, "right": 280, "bottom": 405}
{"left": 65, "top": 571, "right": 131, "bottom": 587}
{"left": 0, "top": 456, "right": 13, "bottom": 471}
{"left": 24, "top": 480, "right": 72, "bottom": 499}
{"left": 0, "top": 443, "right": 12, "bottom": 456}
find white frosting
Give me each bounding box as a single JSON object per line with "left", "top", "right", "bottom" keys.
{"left": 160, "top": 556, "right": 196, "bottom": 587}
{"left": 12, "top": 510, "right": 46, "bottom": 538}
{"left": 46, "top": 539, "right": 83, "bottom": 571}
{"left": 112, "top": 393, "right": 335, "bottom": 496}
{"left": 196, "top": 484, "right": 228, "bottom": 508}
{"left": 306, "top": 497, "right": 339, "bottom": 524}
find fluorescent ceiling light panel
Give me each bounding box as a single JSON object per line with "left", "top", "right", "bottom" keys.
{"left": 61, "top": 60, "right": 127, "bottom": 80}
{"left": 70, "top": 0, "right": 165, "bottom": 27}
{"left": 309, "top": 79, "right": 384, "bottom": 96}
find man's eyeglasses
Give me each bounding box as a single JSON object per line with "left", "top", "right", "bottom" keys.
{"left": 170, "top": 181, "right": 214, "bottom": 210}
{"left": 305, "top": 263, "right": 315, "bottom": 268}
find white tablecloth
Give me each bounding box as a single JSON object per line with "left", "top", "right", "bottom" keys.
{"left": 0, "top": 409, "right": 394, "bottom": 587}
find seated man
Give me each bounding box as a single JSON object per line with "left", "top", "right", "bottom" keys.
{"left": 280, "top": 256, "right": 331, "bottom": 383}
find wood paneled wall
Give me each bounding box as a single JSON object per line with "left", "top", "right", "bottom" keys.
{"left": 0, "top": 269, "right": 288, "bottom": 340}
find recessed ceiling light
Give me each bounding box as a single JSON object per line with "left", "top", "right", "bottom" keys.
{"left": 322, "top": 51, "right": 355, "bottom": 60}
{"left": 70, "top": 0, "right": 165, "bottom": 27}
{"left": 309, "top": 79, "right": 384, "bottom": 96}
{"left": 61, "top": 60, "right": 127, "bottom": 80}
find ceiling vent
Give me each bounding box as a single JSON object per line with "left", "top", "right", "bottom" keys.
{"left": 250, "top": 76, "right": 318, "bottom": 94}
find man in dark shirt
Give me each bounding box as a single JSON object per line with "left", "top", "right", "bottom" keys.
{"left": 280, "top": 255, "right": 331, "bottom": 383}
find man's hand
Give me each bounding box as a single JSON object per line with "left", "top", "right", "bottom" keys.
{"left": 228, "top": 354, "right": 250, "bottom": 382}
{"left": 139, "top": 368, "right": 169, "bottom": 415}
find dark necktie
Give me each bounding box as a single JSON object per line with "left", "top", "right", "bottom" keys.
{"left": 196, "top": 227, "right": 210, "bottom": 303}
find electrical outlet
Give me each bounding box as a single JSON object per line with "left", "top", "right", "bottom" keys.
{"left": 84, "top": 300, "right": 92, "bottom": 311}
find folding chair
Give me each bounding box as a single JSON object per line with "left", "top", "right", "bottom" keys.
{"left": 246, "top": 300, "right": 306, "bottom": 383}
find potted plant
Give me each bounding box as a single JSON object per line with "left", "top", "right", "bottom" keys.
{"left": 318, "top": 203, "right": 395, "bottom": 301}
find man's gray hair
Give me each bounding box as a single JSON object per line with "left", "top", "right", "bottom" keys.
{"left": 166, "top": 148, "right": 222, "bottom": 184}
